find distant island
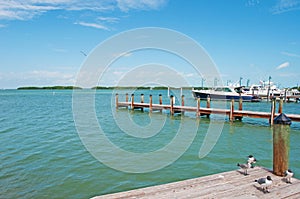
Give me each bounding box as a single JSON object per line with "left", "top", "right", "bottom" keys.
{"left": 17, "top": 86, "right": 194, "bottom": 90}
{"left": 15, "top": 85, "right": 300, "bottom": 91}
{"left": 17, "top": 86, "right": 82, "bottom": 90}
{"left": 91, "top": 86, "right": 192, "bottom": 90}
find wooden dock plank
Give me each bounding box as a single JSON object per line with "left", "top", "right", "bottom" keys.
{"left": 92, "top": 167, "right": 300, "bottom": 199}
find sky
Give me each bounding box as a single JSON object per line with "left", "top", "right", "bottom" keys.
{"left": 0, "top": 0, "right": 300, "bottom": 89}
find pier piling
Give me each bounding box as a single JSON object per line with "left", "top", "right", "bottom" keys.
{"left": 125, "top": 93, "right": 128, "bottom": 109}
{"left": 131, "top": 94, "right": 134, "bottom": 109}
{"left": 273, "top": 113, "right": 292, "bottom": 176}
{"left": 115, "top": 93, "right": 119, "bottom": 109}
{"left": 278, "top": 97, "right": 283, "bottom": 114}
{"left": 196, "top": 97, "right": 200, "bottom": 117}
{"left": 181, "top": 95, "right": 185, "bottom": 114}
{"left": 205, "top": 96, "right": 211, "bottom": 118}
{"left": 125, "top": 93, "right": 128, "bottom": 102}
{"left": 159, "top": 94, "right": 162, "bottom": 113}
{"left": 230, "top": 99, "right": 234, "bottom": 121}
{"left": 159, "top": 94, "right": 162, "bottom": 105}
{"left": 149, "top": 94, "right": 153, "bottom": 112}
{"left": 239, "top": 97, "right": 243, "bottom": 111}
{"left": 140, "top": 94, "right": 144, "bottom": 111}
{"left": 170, "top": 95, "right": 174, "bottom": 115}
{"left": 270, "top": 98, "right": 276, "bottom": 125}
{"left": 206, "top": 95, "right": 211, "bottom": 108}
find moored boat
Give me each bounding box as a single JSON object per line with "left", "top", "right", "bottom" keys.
{"left": 243, "top": 81, "right": 283, "bottom": 100}
{"left": 192, "top": 86, "right": 259, "bottom": 102}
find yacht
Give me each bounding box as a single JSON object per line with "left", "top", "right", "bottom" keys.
{"left": 192, "top": 86, "right": 257, "bottom": 102}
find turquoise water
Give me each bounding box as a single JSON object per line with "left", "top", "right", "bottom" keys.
{"left": 1, "top": 89, "right": 300, "bottom": 199}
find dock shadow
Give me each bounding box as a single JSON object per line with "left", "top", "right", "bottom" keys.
{"left": 252, "top": 185, "right": 269, "bottom": 194}
{"left": 281, "top": 177, "right": 292, "bottom": 184}
{"left": 236, "top": 170, "right": 247, "bottom": 175}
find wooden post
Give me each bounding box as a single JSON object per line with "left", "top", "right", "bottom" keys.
{"left": 278, "top": 96, "right": 283, "bottom": 114}
{"left": 159, "top": 94, "right": 162, "bottom": 105}
{"left": 131, "top": 94, "right": 134, "bottom": 110}
{"left": 239, "top": 97, "right": 243, "bottom": 111}
{"left": 170, "top": 95, "right": 174, "bottom": 115}
{"left": 206, "top": 95, "right": 211, "bottom": 108}
{"left": 116, "top": 93, "right": 119, "bottom": 109}
{"left": 206, "top": 95, "right": 211, "bottom": 118}
{"left": 181, "top": 95, "right": 185, "bottom": 115}
{"left": 273, "top": 114, "right": 291, "bottom": 176}
{"left": 159, "top": 94, "right": 162, "bottom": 113}
{"left": 140, "top": 94, "right": 144, "bottom": 103}
{"left": 149, "top": 94, "right": 153, "bottom": 112}
{"left": 140, "top": 94, "right": 144, "bottom": 111}
{"left": 270, "top": 97, "right": 276, "bottom": 125}
{"left": 229, "top": 99, "right": 234, "bottom": 121}
{"left": 284, "top": 89, "right": 287, "bottom": 103}
{"left": 196, "top": 97, "right": 200, "bottom": 117}
{"left": 125, "top": 93, "right": 129, "bottom": 109}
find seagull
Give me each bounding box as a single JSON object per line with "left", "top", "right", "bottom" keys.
{"left": 247, "top": 155, "right": 257, "bottom": 164}
{"left": 237, "top": 162, "right": 252, "bottom": 175}
{"left": 80, "top": 50, "right": 87, "bottom": 57}
{"left": 285, "top": 169, "right": 294, "bottom": 184}
{"left": 255, "top": 176, "right": 273, "bottom": 193}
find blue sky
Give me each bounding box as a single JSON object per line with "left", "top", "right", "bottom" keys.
{"left": 0, "top": 0, "right": 300, "bottom": 88}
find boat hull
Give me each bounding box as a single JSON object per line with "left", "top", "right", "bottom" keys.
{"left": 192, "top": 90, "right": 256, "bottom": 102}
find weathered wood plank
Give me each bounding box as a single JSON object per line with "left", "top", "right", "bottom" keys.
{"left": 92, "top": 167, "right": 300, "bottom": 199}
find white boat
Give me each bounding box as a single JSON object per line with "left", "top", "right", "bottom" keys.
{"left": 192, "top": 86, "right": 259, "bottom": 102}
{"left": 284, "top": 89, "right": 300, "bottom": 102}
{"left": 243, "top": 81, "right": 283, "bottom": 99}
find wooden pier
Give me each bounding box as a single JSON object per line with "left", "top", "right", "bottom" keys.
{"left": 94, "top": 94, "right": 300, "bottom": 198}
{"left": 92, "top": 166, "right": 300, "bottom": 199}
{"left": 116, "top": 94, "right": 300, "bottom": 124}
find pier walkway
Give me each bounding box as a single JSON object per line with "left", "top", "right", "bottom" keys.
{"left": 116, "top": 94, "right": 300, "bottom": 123}
{"left": 118, "top": 101, "right": 300, "bottom": 121}
{"left": 92, "top": 167, "right": 300, "bottom": 199}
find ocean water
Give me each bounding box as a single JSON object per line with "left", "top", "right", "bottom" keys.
{"left": 1, "top": 89, "right": 300, "bottom": 199}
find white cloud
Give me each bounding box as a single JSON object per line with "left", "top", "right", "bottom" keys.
{"left": 97, "top": 16, "right": 120, "bottom": 23}
{"left": 53, "top": 48, "right": 68, "bottom": 53}
{"left": 271, "top": 0, "right": 300, "bottom": 14}
{"left": 183, "top": 73, "right": 194, "bottom": 78}
{"left": 0, "top": 0, "right": 167, "bottom": 21}
{"left": 25, "top": 70, "right": 75, "bottom": 84}
{"left": 117, "top": 0, "right": 167, "bottom": 12}
{"left": 74, "top": 21, "right": 110, "bottom": 30}
{"left": 246, "top": 0, "right": 260, "bottom": 7}
{"left": 0, "top": 0, "right": 59, "bottom": 20}
{"left": 0, "top": 70, "right": 76, "bottom": 88}
{"left": 276, "top": 61, "right": 290, "bottom": 70}
{"left": 281, "top": 51, "right": 300, "bottom": 58}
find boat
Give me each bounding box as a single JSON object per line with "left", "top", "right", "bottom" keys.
{"left": 243, "top": 81, "right": 283, "bottom": 100}
{"left": 284, "top": 89, "right": 300, "bottom": 102}
{"left": 192, "top": 86, "right": 259, "bottom": 102}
